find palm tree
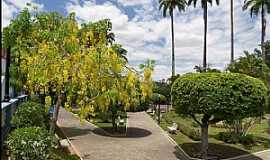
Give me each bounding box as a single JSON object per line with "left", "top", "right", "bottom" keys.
{"left": 230, "top": 0, "right": 234, "bottom": 63}
{"left": 243, "top": 0, "right": 270, "bottom": 63}
{"left": 111, "top": 44, "right": 128, "bottom": 62}
{"left": 159, "top": 0, "right": 186, "bottom": 77}
{"left": 188, "top": 0, "right": 220, "bottom": 71}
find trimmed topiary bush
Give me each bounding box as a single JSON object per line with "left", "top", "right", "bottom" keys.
{"left": 6, "top": 127, "right": 56, "bottom": 160}
{"left": 11, "top": 101, "right": 47, "bottom": 128}
{"left": 172, "top": 72, "right": 268, "bottom": 158}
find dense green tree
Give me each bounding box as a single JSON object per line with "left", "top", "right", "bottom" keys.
{"left": 159, "top": 0, "right": 186, "bottom": 77}
{"left": 243, "top": 0, "right": 270, "bottom": 63}
{"left": 172, "top": 73, "right": 268, "bottom": 159}
{"left": 255, "top": 40, "right": 270, "bottom": 67}
{"left": 188, "top": 0, "right": 220, "bottom": 70}
{"left": 153, "top": 81, "right": 171, "bottom": 103}
{"left": 228, "top": 51, "right": 270, "bottom": 87}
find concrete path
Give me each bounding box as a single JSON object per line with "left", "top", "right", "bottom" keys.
{"left": 57, "top": 108, "right": 188, "bottom": 160}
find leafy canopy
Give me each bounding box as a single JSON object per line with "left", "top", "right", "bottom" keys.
{"left": 3, "top": 9, "right": 154, "bottom": 118}
{"left": 159, "top": 0, "right": 187, "bottom": 16}
{"left": 172, "top": 73, "right": 268, "bottom": 122}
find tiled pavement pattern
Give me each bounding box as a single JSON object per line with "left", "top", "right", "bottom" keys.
{"left": 57, "top": 107, "right": 189, "bottom": 160}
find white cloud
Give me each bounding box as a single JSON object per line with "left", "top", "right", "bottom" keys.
{"left": 115, "top": 0, "right": 151, "bottom": 7}
{"left": 2, "top": 1, "right": 17, "bottom": 28}
{"left": 66, "top": 1, "right": 128, "bottom": 30}
{"left": 65, "top": 0, "right": 270, "bottom": 80}
{"left": 5, "top": 0, "right": 44, "bottom": 11}
{"left": 2, "top": 0, "right": 44, "bottom": 28}
{"left": 3, "top": 0, "right": 267, "bottom": 81}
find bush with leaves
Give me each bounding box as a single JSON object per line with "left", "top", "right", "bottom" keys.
{"left": 11, "top": 101, "right": 47, "bottom": 128}
{"left": 6, "top": 127, "right": 56, "bottom": 160}
{"left": 216, "top": 132, "right": 255, "bottom": 145}
{"left": 172, "top": 72, "right": 268, "bottom": 158}
{"left": 177, "top": 122, "right": 200, "bottom": 141}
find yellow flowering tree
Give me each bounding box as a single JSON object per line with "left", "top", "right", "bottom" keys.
{"left": 4, "top": 10, "right": 154, "bottom": 132}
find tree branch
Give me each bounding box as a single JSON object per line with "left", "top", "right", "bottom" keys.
{"left": 209, "top": 116, "right": 222, "bottom": 124}
{"left": 190, "top": 114, "right": 202, "bottom": 126}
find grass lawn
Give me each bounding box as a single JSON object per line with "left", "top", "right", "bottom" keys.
{"left": 91, "top": 118, "right": 127, "bottom": 135}
{"left": 155, "top": 111, "right": 270, "bottom": 159}
{"left": 50, "top": 148, "right": 80, "bottom": 160}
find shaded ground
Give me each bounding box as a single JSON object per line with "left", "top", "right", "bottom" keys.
{"left": 57, "top": 107, "right": 189, "bottom": 160}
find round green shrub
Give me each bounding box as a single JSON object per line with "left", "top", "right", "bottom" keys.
{"left": 11, "top": 101, "right": 47, "bottom": 128}
{"left": 172, "top": 73, "right": 268, "bottom": 121}
{"left": 6, "top": 127, "right": 56, "bottom": 160}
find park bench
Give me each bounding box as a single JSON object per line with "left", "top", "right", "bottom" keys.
{"left": 167, "top": 122, "right": 178, "bottom": 134}
{"left": 116, "top": 116, "right": 125, "bottom": 126}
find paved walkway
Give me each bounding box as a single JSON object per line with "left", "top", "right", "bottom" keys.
{"left": 57, "top": 108, "right": 188, "bottom": 160}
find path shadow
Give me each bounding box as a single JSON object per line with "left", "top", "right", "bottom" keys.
{"left": 93, "top": 127, "right": 152, "bottom": 138}
{"left": 178, "top": 143, "right": 264, "bottom": 160}
{"left": 56, "top": 126, "right": 93, "bottom": 138}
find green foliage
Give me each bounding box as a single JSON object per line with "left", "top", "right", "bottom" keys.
{"left": 228, "top": 51, "right": 270, "bottom": 87}
{"left": 172, "top": 72, "right": 268, "bottom": 121}
{"left": 6, "top": 127, "right": 56, "bottom": 160}
{"left": 111, "top": 44, "right": 128, "bottom": 62}
{"left": 177, "top": 122, "right": 201, "bottom": 141}
{"left": 159, "top": 0, "right": 186, "bottom": 17}
{"left": 11, "top": 101, "right": 47, "bottom": 128}
{"left": 128, "top": 100, "right": 150, "bottom": 112}
{"left": 216, "top": 132, "right": 255, "bottom": 145}
{"left": 243, "top": 0, "right": 270, "bottom": 17}
{"left": 255, "top": 40, "right": 270, "bottom": 67}
{"left": 194, "top": 65, "right": 221, "bottom": 73}
{"left": 153, "top": 81, "right": 171, "bottom": 103}
{"left": 151, "top": 93, "right": 166, "bottom": 104}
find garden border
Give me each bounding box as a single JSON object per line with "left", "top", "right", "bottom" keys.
{"left": 223, "top": 149, "right": 270, "bottom": 160}
{"left": 56, "top": 123, "right": 84, "bottom": 160}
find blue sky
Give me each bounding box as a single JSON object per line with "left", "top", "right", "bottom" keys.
{"left": 2, "top": 0, "right": 270, "bottom": 80}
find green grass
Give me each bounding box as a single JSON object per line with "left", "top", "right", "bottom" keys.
{"left": 157, "top": 111, "right": 270, "bottom": 159}
{"left": 91, "top": 118, "right": 127, "bottom": 134}
{"left": 70, "top": 109, "right": 128, "bottom": 135}
{"left": 50, "top": 148, "right": 80, "bottom": 160}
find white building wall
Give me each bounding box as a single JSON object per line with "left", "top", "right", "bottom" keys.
{"left": 2, "top": 59, "right": 6, "bottom": 101}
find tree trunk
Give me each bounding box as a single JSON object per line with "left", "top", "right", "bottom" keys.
{"left": 171, "top": 12, "right": 175, "bottom": 77}
{"left": 201, "top": 122, "right": 209, "bottom": 159}
{"left": 50, "top": 94, "right": 63, "bottom": 133}
{"left": 203, "top": 3, "right": 208, "bottom": 71}
{"left": 261, "top": 2, "right": 266, "bottom": 63}
{"left": 230, "top": 0, "right": 234, "bottom": 64}
{"left": 112, "top": 111, "right": 117, "bottom": 132}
